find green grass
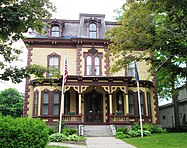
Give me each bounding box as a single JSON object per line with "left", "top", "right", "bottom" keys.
{"left": 123, "top": 133, "right": 187, "bottom": 148}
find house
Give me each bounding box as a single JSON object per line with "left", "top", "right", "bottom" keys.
{"left": 23, "top": 13, "right": 160, "bottom": 128}
{"left": 159, "top": 84, "right": 187, "bottom": 128}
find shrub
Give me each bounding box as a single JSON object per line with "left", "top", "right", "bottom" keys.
{"left": 152, "top": 126, "right": 167, "bottom": 133}
{"left": 49, "top": 133, "right": 68, "bottom": 142}
{"left": 143, "top": 123, "right": 154, "bottom": 133}
{"left": 116, "top": 127, "right": 128, "bottom": 134}
{"left": 62, "top": 127, "right": 77, "bottom": 136}
{"left": 49, "top": 133, "right": 86, "bottom": 142}
{"left": 132, "top": 122, "right": 140, "bottom": 131}
{"left": 0, "top": 115, "right": 50, "bottom": 148}
{"left": 143, "top": 130, "right": 151, "bottom": 136}
{"left": 128, "top": 129, "right": 141, "bottom": 137}
{"left": 68, "top": 134, "right": 86, "bottom": 142}
{"left": 116, "top": 132, "right": 131, "bottom": 139}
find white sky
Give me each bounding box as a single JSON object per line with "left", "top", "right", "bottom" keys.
{"left": 50, "top": 0, "right": 125, "bottom": 21}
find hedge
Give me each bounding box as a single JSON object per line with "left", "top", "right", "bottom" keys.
{"left": 0, "top": 115, "right": 50, "bottom": 148}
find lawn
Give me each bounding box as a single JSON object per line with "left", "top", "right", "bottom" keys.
{"left": 123, "top": 132, "right": 187, "bottom": 148}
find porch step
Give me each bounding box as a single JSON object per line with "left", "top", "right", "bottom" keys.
{"left": 84, "top": 125, "right": 113, "bottom": 137}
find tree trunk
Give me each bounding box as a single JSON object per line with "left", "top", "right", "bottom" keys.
{"left": 171, "top": 78, "right": 179, "bottom": 128}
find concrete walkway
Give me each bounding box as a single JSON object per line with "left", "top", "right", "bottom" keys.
{"left": 48, "top": 137, "right": 136, "bottom": 148}
{"left": 86, "top": 137, "right": 136, "bottom": 148}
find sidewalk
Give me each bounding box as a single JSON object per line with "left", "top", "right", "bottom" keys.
{"left": 86, "top": 137, "right": 136, "bottom": 148}
{"left": 48, "top": 137, "right": 136, "bottom": 148}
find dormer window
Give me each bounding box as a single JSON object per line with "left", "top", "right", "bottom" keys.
{"left": 85, "top": 17, "right": 101, "bottom": 39}
{"left": 89, "top": 23, "right": 97, "bottom": 38}
{"left": 51, "top": 25, "right": 60, "bottom": 37}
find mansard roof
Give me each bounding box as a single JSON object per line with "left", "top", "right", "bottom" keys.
{"left": 27, "top": 13, "right": 119, "bottom": 39}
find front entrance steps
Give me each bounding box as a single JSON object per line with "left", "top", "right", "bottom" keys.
{"left": 83, "top": 125, "right": 113, "bottom": 137}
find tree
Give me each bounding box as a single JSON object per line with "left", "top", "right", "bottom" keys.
{"left": 106, "top": 0, "right": 187, "bottom": 127}
{"left": 0, "top": 0, "right": 56, "bottom": 83}
{"left": 0, "top": 88, "right": 24, "bottom": 117}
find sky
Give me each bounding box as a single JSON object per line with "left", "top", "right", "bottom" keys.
{"left": 50, "top": 0, "right": 125, "bottom": 21}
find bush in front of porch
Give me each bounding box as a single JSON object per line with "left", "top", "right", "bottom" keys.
{"left": 49, "top": 127, "right": 86, "bottom": 143}
{"left": 115, "top": 123, "right": 166, "bottom": 139}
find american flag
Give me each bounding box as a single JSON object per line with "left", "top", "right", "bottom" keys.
{"left": 63, "top": 55, "right": 68, "bottom": 84}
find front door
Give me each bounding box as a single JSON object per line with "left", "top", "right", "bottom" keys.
{"left": 84, "top": 90, "right": 103, "bottom": 123}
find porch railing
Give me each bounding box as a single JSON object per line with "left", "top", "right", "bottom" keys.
{"left": 62, "top": 114, "right": 82, "bottom": 123}
{"left": 109, "top": 114, "right": 130, "bottom": 124}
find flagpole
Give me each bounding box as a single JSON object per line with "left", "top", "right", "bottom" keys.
{"left": 59, "top": 78, "right": 65, "bottom": 133}
{"left": 137, "top": 81, "right": 143, "bottom": 137}
{"left": 59, "top": 54, "right": 67, "bottom": 133}
{"left": 135, "top": 62, "right": 143, "bottom": 137}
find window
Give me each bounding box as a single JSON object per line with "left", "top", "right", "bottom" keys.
{"left": 53, "top": 92, "right": 61, "bottom": 115}
{"left": 47, "top": 53, "right": 60, "bottom": 76}
{"left": 116, "top": 91, "right": 124, "bottom": 112}
{"left": 147, "top": 92, "right": 152, "bottom": 116}
{"left": 51, "top": 25, "right": 60, "bottom": 37}
{"left": 94, "top": 57, "right": 100, "bottom": 76}
{"left": 85, "top": 55, "right": 101, "bottom": 76}
{"left": 128, "top": 91, "right": 135, "bottom": 115}
{"left": 86, "top": 56, "right": 92, "bottom": 75}
{"left": 42, "top": 91, "right": 49, "bottom": 115}
{"left": 64, "top": 91, "right": 70, "bottom": 115}
{"left": 139, "top": 92, "right": 145, "bottom": 115}
{"left": 33, "top": 90, "right": 39, "bottom": 116}
{"left": 127, "top": 62, "right": 135, "bottom": 77}
{"left": 89, "top": 23, "right": 97, "bottom": 38}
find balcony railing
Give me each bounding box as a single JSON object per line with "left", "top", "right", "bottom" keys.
{"left": 62, "top": 114, "right": 82, "bottom": 124}
{"left": 109, "top": 114, "right": 130, "bottom": 124}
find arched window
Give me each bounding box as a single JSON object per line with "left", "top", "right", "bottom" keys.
{"left": 53, "top": 91, "right": 61, "bottom": 115}
{"left": 33, "top": 90, "right": 39, "bottom": 116}
{"left": 49, "top": 56, "right": 58, "bottom": 69}
{"left": 128, "top": 91, "right": 135, "bottom": 115}
{"left": 94, "top": 56, "right": 100, "bottom": 76}
{"left": 89, "top": 23, "right": 97, "bottom": 38}
{"left": 48, "top": 53, "right": 60, "bottom": 76}
{"left": 51, "top": 25, "right": 60, "bottom": 37}
{"left": 42, "top": 90, "right": 49, "bottom": 115}
{"left": 86, "top": 56, "right": 92, "bottom": 75}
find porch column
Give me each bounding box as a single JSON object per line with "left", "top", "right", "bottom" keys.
{"left": 125, "top": 94, "right": 129, "bottom": 114}
{"left": 109, "top": 94, "right": 113, "bottom": 114}
{"left": 79, "top": 93, "right": 82, "bottom": 114}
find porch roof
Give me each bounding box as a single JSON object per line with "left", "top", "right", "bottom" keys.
{"left": 30, "top": 75, "right": 153, "bottom": 88}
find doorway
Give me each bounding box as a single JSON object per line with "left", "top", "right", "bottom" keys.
{"left": 84, "top": 90, "right": 103, "bottom": 123}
